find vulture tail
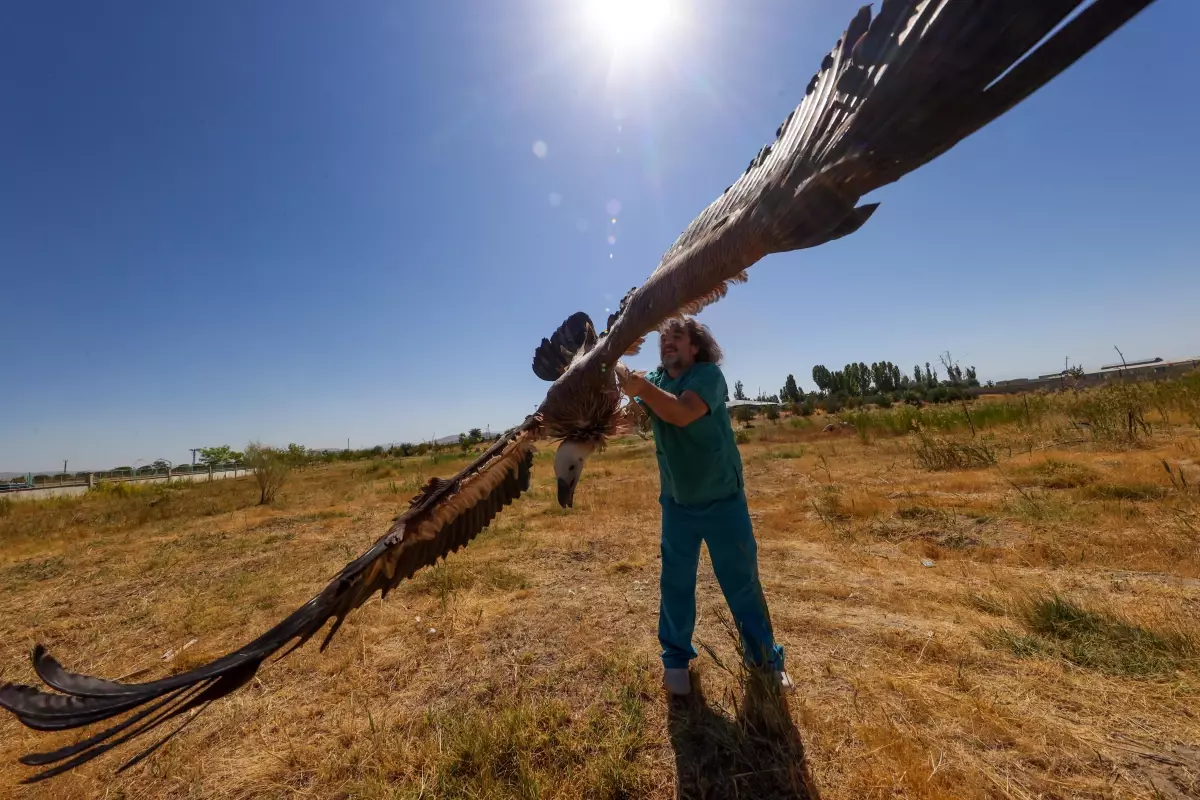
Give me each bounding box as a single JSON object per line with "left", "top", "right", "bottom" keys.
{"left": 532, "top": 311, "right": 597, "bottom": 381}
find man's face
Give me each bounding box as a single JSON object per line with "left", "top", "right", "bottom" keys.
{"left": 659, "top": 326, "right": 697, "bottom": 371}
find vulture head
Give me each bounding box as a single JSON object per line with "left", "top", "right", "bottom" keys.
{"left": 553, "top": 438, "right": 596, "bottom": 507}
{"left": 531, "top": 308, "right": 647, "bottom": 507}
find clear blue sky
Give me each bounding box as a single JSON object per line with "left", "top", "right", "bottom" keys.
{"left": 2, "top": 1, "right": 1197, "bottom": 471}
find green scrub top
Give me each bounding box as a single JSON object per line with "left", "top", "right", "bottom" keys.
{"left": 639, "top": 362, "right": 744, "bottom": 506}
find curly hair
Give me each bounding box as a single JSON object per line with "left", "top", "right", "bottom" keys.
{"left": 658, "top": 316, "right": 723, "bottom": 366}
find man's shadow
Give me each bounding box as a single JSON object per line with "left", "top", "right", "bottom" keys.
{"left": 667, "top": 668, "right": 820, "bottom": 800}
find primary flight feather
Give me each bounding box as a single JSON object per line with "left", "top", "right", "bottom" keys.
{"left": 0, "top": 0, "right": 1158, "bottom": 782}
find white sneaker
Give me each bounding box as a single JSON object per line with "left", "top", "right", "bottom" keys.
{"left": 777, "top": 670, "right": 795, "bottom": 693}
{"left": 663, "top": 667, "right": 692, "bottom": 696}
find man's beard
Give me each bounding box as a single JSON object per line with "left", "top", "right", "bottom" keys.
{"left": 661, "top": 349, "right": 680, "bottom": 368}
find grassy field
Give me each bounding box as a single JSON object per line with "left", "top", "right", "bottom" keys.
{"left": 2, "top": 391, "right": 1199, "bottom": 799}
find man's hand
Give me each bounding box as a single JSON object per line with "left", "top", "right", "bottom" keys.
{"left": 614, "top": 362, "right": 708, "bottom": 427}
{"left": 614, "top": 362, "right": 649, "bottom": 398}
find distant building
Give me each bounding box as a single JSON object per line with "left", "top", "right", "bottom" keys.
{"left": 1100, "top": 357, "right": 1163, "bottom": 371}
{"left": 726, "top": 399, "right": 781, "bottom": 409}
{"left": 992, "top": 357, "right": 1199, "bottom": 394}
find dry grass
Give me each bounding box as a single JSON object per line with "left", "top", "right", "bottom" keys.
{"left": 3, "top": 409, "right": 1200, "bottom": 799}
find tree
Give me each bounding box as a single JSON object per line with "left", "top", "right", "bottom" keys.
{"left": 468, "top": 428, "right": 483, "bottom": 441}
{"left": 781, "top": 374, "right": 802, "bottom": 404}
{"left": 198, "top": 445, "right": 233, "bottom": 467}
{"left": 243, "top": 442, "right": 291, "bottom": 504}
{"left": 842, "top": 362, "right": 867, "bottom": 396}
{"left": 284, "top": 443, "right": 308, "bottom": 468}
{"left": 811, "top": 365, "right": 832, "bottom": 395}
{"left": 940, "top": 351, "right": 975, "bottom": 389}
{"left": 870, "top": 362, "right": 886, "bottom": 393}
{"left": 734, "top": 405, "right": 756, "bottom": 424}
{"left": 733, "top": 380, "right": 747, "bottom": 401}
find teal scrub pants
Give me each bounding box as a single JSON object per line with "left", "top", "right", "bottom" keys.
{"left": 658, "top": 489, "right": 784, "bottom": 671}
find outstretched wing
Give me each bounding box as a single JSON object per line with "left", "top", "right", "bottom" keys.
{"left": 0, "top": 421, "right": 540, "bottom": 783}
{"left": 597, "top": 0, "right": 1156, "bottom": 359}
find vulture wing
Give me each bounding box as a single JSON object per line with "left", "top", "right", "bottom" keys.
{"left": 0, "top": 422, "right": 539, "bottom": 783}
{"left": 532, "top": 312, "right": 598, "bottom": 381}
{"left": 597, "top": 0, "right": 1157, "bottom": 359}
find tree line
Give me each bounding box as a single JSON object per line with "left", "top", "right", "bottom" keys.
{"left": 731, "top": 352, "right": 989, "bottom": 415}
{"left": 811, "top": 358, "right": 979, "bottom": 396}
{"left": 192, "top": 428, "right": 499, "bottom": 471}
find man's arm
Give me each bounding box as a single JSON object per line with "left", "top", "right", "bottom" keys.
{"left": 617, "top": 366, "right": 709, "bottom": 427}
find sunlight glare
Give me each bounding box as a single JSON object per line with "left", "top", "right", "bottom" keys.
{"left": 586, "top": 0, "right": 675, "bottom": 51}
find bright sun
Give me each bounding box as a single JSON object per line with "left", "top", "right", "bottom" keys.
{"left": 585, "top": 0, "right": 676, "bottom": 51}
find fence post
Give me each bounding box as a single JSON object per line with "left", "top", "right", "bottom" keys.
{"left": 208, "top": 465, "right": 214, "bottom": 482}
{"left": 87, "top": 473, "right": 95, "bottom": 489}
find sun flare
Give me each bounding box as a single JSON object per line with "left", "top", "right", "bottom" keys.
{"left": 585, "top": 0, "right": 676, "bottom": 51}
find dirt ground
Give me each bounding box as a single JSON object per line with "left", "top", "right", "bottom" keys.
{"left": 1, "top": 416, "right": 1198, "bottom": 799}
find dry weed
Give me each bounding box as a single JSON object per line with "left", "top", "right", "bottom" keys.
{"left": 3, "top": 405, "right": 1200, "bottom": 798}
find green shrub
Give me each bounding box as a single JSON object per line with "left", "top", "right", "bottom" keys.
{"left": 986, "top": 593, "right": 1195, "bottom": 677}
{"left": 243, "top": 442, "right": 293, "bottom": 505}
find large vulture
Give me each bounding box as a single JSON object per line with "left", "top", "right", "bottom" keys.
{"left": 1, "top": 0, "right": 1159, "bottom": 782}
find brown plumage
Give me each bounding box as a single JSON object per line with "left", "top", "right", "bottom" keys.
{"left": 0, "top": 0, "right": 1157, "bottom": 782}
{"left": 0, "top": 429, "right": 536, "bottom": 782}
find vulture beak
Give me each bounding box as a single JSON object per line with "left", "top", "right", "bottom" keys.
{"left": 557, "top": 477, "right": 576, "bottom": 508}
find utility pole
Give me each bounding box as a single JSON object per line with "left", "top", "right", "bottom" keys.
{"left": 190, "top": 448, "right": 199, "bottom": 467}
{"left": 63, "top": 460, "right": 68, "bottom": 475}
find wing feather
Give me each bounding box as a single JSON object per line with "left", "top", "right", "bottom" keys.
{"left": 596, "top": 0, "right": 1156, "bottom": 359}
{"left": 0, "top": 421, "right": 540, "bottom": 783}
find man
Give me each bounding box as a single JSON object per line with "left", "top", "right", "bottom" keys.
{"left": 616, "top": 316, "right": 791, "bottom": 696}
